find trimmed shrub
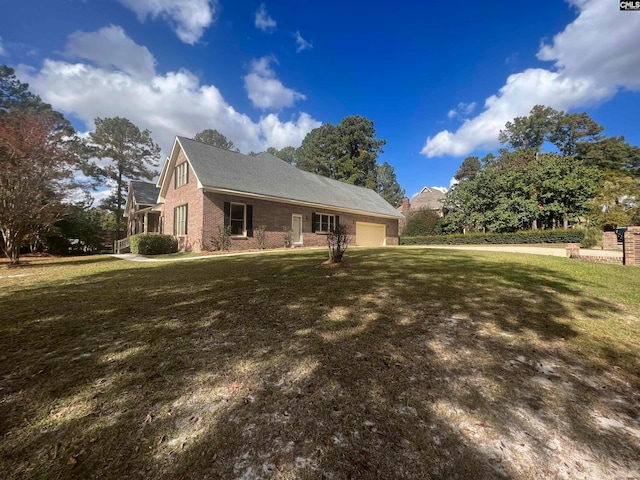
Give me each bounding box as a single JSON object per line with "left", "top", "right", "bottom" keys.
{"left": 580, "top": 227, "right": 601, "bottom": 249}
{"left": 130, "top": 234, "right": 178, "bottom": 255}
{"left": 400, "top": 230, "right": 585, "bottom": 245}
{"left": 402, "top": 209, "right": 442, "bottom": 236}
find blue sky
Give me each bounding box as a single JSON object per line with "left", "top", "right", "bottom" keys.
{"left": 1, "top": 0, "right": 640, "bottom": 199}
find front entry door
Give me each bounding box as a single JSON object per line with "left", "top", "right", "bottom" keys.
{"left": 292, "top": 214, "right": 303, "bottom": 245}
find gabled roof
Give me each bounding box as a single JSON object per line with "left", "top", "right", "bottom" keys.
{"left": 397, "top": 186, "right": 445, "bottom": 212}
{"left": 411, "top": 186, "right": 445, "bottom": 210}
{"left": 159, "top": 136, "right": 402, "bottom": 219}
{"left": 130, "top": 181, "right": 160, "bottom": 206}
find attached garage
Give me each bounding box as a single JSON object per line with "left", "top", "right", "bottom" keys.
{"left": 355, "top": 222, "right": 386, "bottom": 246}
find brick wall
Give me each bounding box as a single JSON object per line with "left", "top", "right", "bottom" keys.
{"left": 623, "top": 226, "right": 640, "bottom": 266}
{"left": 602, "top": 231, "right": 621, "bottom": 250}
{"left": 161, "top": 151, "right": 203, "bottom": 252}
{"left": 201, "top": 191, "right": 399, "bottom": 251}
{"left": 566, "top": 243, "right": 623, "bottom": 265}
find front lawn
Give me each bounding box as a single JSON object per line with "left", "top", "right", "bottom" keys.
{"left": 1, "top": 249, "right": 639, "bottom": 479}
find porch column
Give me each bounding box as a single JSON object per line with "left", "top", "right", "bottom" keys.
{"left": 144, "top": 212, "right": 148, "bottom": 234}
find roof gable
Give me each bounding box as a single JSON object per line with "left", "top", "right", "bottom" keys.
{"left": 410, "top": 186, "right": 445, "bottom": 210}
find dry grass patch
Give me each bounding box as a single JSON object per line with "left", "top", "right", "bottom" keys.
{"left": 1, "top": 249, "right": 639, "bottom": 479}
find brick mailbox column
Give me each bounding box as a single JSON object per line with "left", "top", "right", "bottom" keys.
{"left": 623, "top": 226, "right": 640, "bottom": 266}
{"left": 602, "top": 231, "right": 619, "bottom": 250}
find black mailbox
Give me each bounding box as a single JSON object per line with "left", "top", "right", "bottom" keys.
{"left": 615, "top": 227, "right": 627, "bottom": 244}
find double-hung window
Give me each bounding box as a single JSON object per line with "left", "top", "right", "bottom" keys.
{"left": 174, "top": 205, "right": 188, "bottom": 236}
{"left": 314, "top": 213, "right": 335, "bottom": 233}
{"left": 175, "top": 162, "right": 188, "bottom": 188}
{"left": 223, "top": 202, "right": 253, "bottom": 237}
{"left": 230, "top": 203, "right": 246, "bottom": 236}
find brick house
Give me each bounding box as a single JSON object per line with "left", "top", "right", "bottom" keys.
{"left": 124, "top": 180, "right": 162, "bottom": 236}
{"left": 125, "top": 136, "right": 403, "bottom": 252}
{"left": 397, "top": 186, "right": 446, "bottom": 231}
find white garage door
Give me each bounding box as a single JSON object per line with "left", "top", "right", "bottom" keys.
{"left": 355, "top": 222, "right": 386, "bottom": 246}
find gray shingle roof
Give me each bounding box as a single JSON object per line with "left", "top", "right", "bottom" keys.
{"left": 177, "top": 136, "right": 402, "bottom": 218}
{"left": 130, "top": 181, "right": 160, "bottom": 206}
{"left": 396, "top": 186, "right": 445, "bottom": 212}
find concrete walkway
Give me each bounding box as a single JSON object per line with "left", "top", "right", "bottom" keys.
{"left": 110, "top": 247, "right": 325, "bottom": 262}
{"left": 111, "top": 251, "right": 277, "bottom": 262}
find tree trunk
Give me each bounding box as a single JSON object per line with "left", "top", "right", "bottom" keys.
{"left": 563, "top": 213, "right": 568, "bottom": 230}
{"left": 2, "top": 228, "right": 22, "bottom": 265}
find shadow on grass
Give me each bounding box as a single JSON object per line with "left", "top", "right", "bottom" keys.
{"left": 1, "top": 249, "right": 638, "bottom": 479}
{"left": 0, "top": 254, "right": 118, "bottom": 270}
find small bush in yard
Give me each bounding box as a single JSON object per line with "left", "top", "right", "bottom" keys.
{"left": 213, "top": 225, "right": 232, "bottom": 251}
{"left": 580, "top": 227, "right": 602, "bottom": 249}
{"left": 326, "top": 224, "right": 350, "bottom": 263}
{"left": 129, "top": 234, "right": 178, "bottom": 255}
{"left": 283, "top": 227, "right": 293, "bottom": 248}
{"left": 255, "top": 225, "right": 267, "bottom": 249}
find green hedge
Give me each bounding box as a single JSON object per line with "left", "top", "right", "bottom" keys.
{"left": 400, "top": 230, "right": 585, "bottom": 245}
{"left": 129, "top": 234, "right": 178, "bottom": 255}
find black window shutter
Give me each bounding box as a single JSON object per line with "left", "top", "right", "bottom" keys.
{"left": 223, "top": 202, "right": 230, "bottom": 226}
{"left": 335, "top": 215, "right": 339, "bottom": 231}
{"left": 246, "top": 205, "right": 253, "bottom": 237}
{"left": 174, "top": 167, "right": 177, "bottom": 189}
{"left": 184, "top": 205, "right": 188, "bottom": 235}
{"left": 311, "top": 212, "right": 317, "bottom": 233}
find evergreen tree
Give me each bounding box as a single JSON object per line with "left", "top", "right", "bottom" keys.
{"left": 193, "top": 129, "right": 238, "bottom": 151}
{"left": 88, "top": 117, "right": 160, "bottom": 236}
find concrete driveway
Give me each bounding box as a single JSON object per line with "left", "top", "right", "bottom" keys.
{"left": 404, "top": 245, "right": 623, "bottom": 258}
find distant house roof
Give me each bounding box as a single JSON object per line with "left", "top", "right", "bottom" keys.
{"left": 159, "top": 136, "right": 402, "bottom": 219}
{"left": 397, "top": 186, "right": 445, "bottom": 213}
{"left": 130, "top": 181, "right": 160, "bottom": 206}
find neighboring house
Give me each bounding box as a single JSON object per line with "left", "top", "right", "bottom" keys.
{"left": 397, "top": 186, "right": 446, "bottom": 231}
{"left": 122, "top": 136, "right": 403, "bottom": 252}
{"left": 124, "top": 180, "right": 162, "bottom": 236}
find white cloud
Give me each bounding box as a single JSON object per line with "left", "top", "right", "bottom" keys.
{"left": 244, "top": 56, "right": 306, "bottom": 110}
{"left": 117, "top": 0, "right": 218, "bottom": 44}
{"left": 421, "top": 0, "right": 640, "bottom": 158}
{"left": 294, "top": 31, "right": 312, "bottom": 52}
{"left": 447, "top": 101, "right": 477, "bottom": 119}
{"left": 0, "top": 37, "right": 6, "bottom": 57}
{"left": 433, "top": 186, "right": 448, "bottom": 194}
{"left": 17, "top": 28, "right": 319, "bottom": 160}
{"left": 65, "top": 26, "right": 156, "bottom": 80}
{"left": 255, "top": 4, "right": 276, "bottom": 32}
{"left": 259, "top": 112, "right": 320, "bottom": 149}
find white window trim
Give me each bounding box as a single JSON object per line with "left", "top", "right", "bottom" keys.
{"left": 230, "top": 202, "right": 247, "bottom": 237}
{"left": 292, "top": 214, "right": 303, "bottom": 245}
{"left": 175, "top": 162, "right": 188, "bottom": 188}
{"left": 174, "top": 204, "right": 187, "bottom": 236}
{"left": 315, "top": 213, "right": 335, "bottom": 234}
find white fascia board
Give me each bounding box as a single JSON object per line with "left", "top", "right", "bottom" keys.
{"left": 157, "top": 137, "right": 204, "bottom": 203}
